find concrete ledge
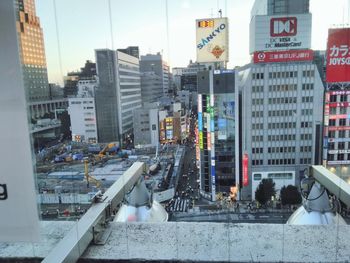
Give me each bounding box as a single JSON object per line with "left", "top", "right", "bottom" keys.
{"left": 1, "top": 221, "right": 349, "bottom": 262}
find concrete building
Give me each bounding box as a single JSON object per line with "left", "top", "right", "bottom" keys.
{"left": 68, "top": 79, "right": 98, "bottom": 143}
{"left": 140, "top": 53, "right": 170, "bottom": 96}
{"left": 173, "top": 60, "right": 206, "bottom": 92}
{"left": 133, "top": 107, "right": 159, "bottom": 147}
{"left": 117, "top": 46, "right": 139, "bottom": 59}
{"left": 15, "top": 0, "right": 49, "bottom": 101}
{"left": 251, "top": 0, "right": 309, "bottom": 18}
{"left": 140, "top": 72, "right": 163, "bottom": 104}
{"left": 95, "top": 49, "right": 141, "bottom": 144}
{"left": 197, "top": 70, "right": 240, "bottom": 201}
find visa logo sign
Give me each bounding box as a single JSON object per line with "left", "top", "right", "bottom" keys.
{"left": 270, "top": 17, "right": 297, "bottom": 37}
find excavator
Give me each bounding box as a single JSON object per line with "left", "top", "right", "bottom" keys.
{"left": 84, "top": 159, "right": 101, "bottom": 188}
{"left": 98, "top": 142, "right": 119, "bottom": 158}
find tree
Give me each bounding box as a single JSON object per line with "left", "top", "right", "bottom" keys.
{"left": 255, "top": 178, "right": 276, "bottom": 205}
{"left": 280, "top": 185, "right": 302, "bottom": 207}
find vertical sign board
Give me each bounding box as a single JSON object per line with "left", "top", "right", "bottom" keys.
{"left": 0, "top": 0, "right": 39, "bottom": 241}
{"left": 243, "top": 154, "right": 249, "bottom": 187}
{"left": 326, "top": 28, "right": 350, "bottom": 83}
{"left": 196, "top": 17, "right": 229, "bottom": 63}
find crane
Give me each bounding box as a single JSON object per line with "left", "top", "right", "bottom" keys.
{"left": 84, "top": 159, "right": 101, "bottom": 188}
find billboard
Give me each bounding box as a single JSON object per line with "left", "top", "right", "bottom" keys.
{"left": 326, "top": 28, "right": 350, "bottom": 83}
{"left": 253, "top": 50, "right": 313, "bottom": 63}
{"left": 196, "top": 17, "right": 229, "bottom": 62}
{"left": 243, "top": 154, "right": 249, "bottom": 187}
{"left": 249, "top": 14, "right": 311, "bottom": 53}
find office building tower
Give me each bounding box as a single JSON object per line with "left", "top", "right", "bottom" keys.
{"left": 64, "top": 60, "right": 96, "bottom": 98}
{"left": 117, "top": 46, "right": 139, "bottom": 59}
{"left": 140, "top": 53, "right": 170, "bottom": 96}
{"left": 238, "top": 0, "right": 324, "bottom": 200}
{"left": 197, "top": 70, "right": 240, "bottom": 201}
{"left": 251, "top": 0, "right": 309, "bottom": 18}
{"left": 323, "top": 28, "right": 350, "bottom": 169}
{"left": 133, "top": 107, "right": 159, "bottom": 147}
{"left": 140, "top": 72, "right": 163, "bottom": 104}
{"left": 68, "top": 79, "right": 98, "bottom": 143}
{"left": 15, "top": 0, "right": 49, "bottom": 101}
{"left": 95, "top": 49, "right": 141, "bottom": 144}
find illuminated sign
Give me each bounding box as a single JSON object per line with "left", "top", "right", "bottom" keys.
{"left": 329, "top": 90, "right": 350, "bottom": 95}
{"left": 329, "top": 114, "right": 350, "bottom": 120}
{"left": 328, "top": 102, "right": 350, "bottom": 107}
{"left": 198, "top": 20, "right": 214, "bottom": 28}
{"left": 253, "top": 50, "right": 313, "bottom": 63}
{"left": 328, "top": 160, "right": 350, "bottom": 165}
{"left": 250, "top": 14, "right": 311, "bottom": 53}
{"left": 198, "top": 112, "right": 203, "bottom": 131}
{"left": 328, "top": 126, "right": 350, "bottom": 131}
{"left": 207, "top": 132, "right": 211, "bottom": 150}
{"left": 198, "top": 94, "right": 202, "bottom": 112}
{"left": 326, "top": 28, "right": 350, "bottom": 83}
{"left": 328, "top": 149, "right": 350, "bottom": 154}
{"left": 243, "top": 154, "right": 249, "bottom": 187}
{"left": 199, "top": 132, "right": 203, "bottom": 149}
{"left": 196, "top": 17, "right": 229, "bottom": 62}
{"left": 328, "top": 137, "right": 350, "bottom": 143}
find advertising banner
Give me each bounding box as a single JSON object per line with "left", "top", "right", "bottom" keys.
{"left": 328, "top": 137, "right": 350, "bottom": 142}
{"left": 326, "top": 28, "right": 350, "bottom": 83}
{"left": 328, "top": 102, "right": 350, "bottom": 107}
{"left": 328, "top": 126, "right": 350, "bottom": 131}
{"left": 329, "top": 90, "right": 350, "bottom": 95}
{"left": 253, "top": 49, "right": 313, "bottom": 63}
{"left": 196, "top": 17, "right": 229, "bottom": 63}
{"left": 243, "top": 154, "right": 249, "bottom": 187}
{"left": 250, "top": 14, "right": 312, "bottom": 53}
{"left": 328, "top": 149, "right": 350, "bottom": 154}
{"left": 328, "top": 160, "right": 350, "bottom": 165}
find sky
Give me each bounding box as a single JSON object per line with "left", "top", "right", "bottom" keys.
{"left": 35, "top": 0, "right": 350, "bottom": 85}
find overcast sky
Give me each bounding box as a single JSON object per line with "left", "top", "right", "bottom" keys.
{"left": 35, "top": 0, "right": 350, "bottom": 85}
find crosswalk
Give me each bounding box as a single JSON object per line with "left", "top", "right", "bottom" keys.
{"left": 166, "top": 198, "right": 190, "bottom": 212}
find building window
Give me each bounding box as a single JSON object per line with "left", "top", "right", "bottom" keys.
{"left": 330, "top": 95, "right": 337, "bottom": 102}
{"left": 339, "top": 119, "right": 346, "bottom": 126}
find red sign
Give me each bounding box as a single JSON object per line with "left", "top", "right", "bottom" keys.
{"left": 328, "top": 102, "right": 350, "bottom": 107}
{"left": 242, "top": 154, "right": 249, "bottom": 187}
{"left": 328, "top": 126, "right": 350, "bottom": 131}
{"left": 329, "top": 114, "right": 349, "bottom": 119}
{"left": 326, "top": 28, "right": 350, "bottom": 83}
{"left": 253, "top": 50, "right": 313, "bottom": 64}
{"left": 329, "top": 90, "right": 350, "bottom": 95}
{"left": 270, "top": 17, "right": 297, "bottom": 37}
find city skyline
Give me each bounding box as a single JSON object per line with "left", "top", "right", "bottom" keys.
{"left": 36, "top": 0, "right": 350, "bottom": 85}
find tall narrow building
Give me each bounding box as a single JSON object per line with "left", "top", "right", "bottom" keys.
{"left": 95, "top": 49, "right": 142, "bottom": 145}
{"left": 15, "top": 0, "right": 49, "bottom": 101}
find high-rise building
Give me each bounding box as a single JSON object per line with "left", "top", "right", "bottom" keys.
{"left": 117, "top": 46, "right": 139, "bottom": 59}
{"left": 173, "top": 60, "right": 206, "bottom": 92}
{"left": 64, "top": 60, "right": 96, "bottom": 97}
{"left": 95, "top": 49, "right": 141, "bottom": 144}
{"left": 323, "top": 28, "right": 350, "bottom": 170}
{"left": 197, "top": 70, "right": 240, "bottom": 201}
{"left": 140, "top": 53, "right": 170, "bottom": 96}
{"left": 133, "top": 107, "right": 159, "bottom": 147}
{"left": 140, "top": 72, "right": 163, "bottom": 104}
{"left": 68, "top": 79, "right": 98, "bottom": 143}
{"left": 251, "top": 0, "right": 309, "bottom": 18}
{"left": 239, "top": 0, "right": 324, "bottom": 200}
{"left": 15, "top": 0, "right": 49, "bottom": 101}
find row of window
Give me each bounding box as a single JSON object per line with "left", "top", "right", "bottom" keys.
{"left": 301, "top": 83, "right": 314, "bottom": 90}
{"left": 268, "top": 134, "right": 296, "bottom": 141}
{"left": 269, "top": 71, "right": 298, "bottom": 79}
{"left": 268, "top": 110, "right": 296, "bottom": 117}
{"left": 268, "top": 97, "right": 297, "bottom": 104}
{"left": 329, "top": 107, "right": 347, "bottom": 114}
{"left": 300, "top": 146, "right": 312, "bottom": 152}
{"left": 252, "top": 148, "right": 263, "bottom": 154}
{"left": 328, "top": 142, "right": 349, "bottom": 149}
{"left": 252, "top": 86, "right": 264, "bottom": 93}
{"left": 252, "top": 111, "right": 264, "bottom": 118}
{"left": 301, "top": 96, "right": 314, "bottom": 103}
{"left": 301, "top": 109, "right": 313, "bottom": 115}
{"left": 302, "top": 70, "right": 315, "bottom": 78}
{"left": 268, "top": 146, "right": 296, "bottom": 153}
{"left": 268, "top": 122, "right": 297, "bottom": 129}
{"left": 252, "top": 159, "right": 263, "bottom": 165}
{"left": 328, "top": 119, "right": 347, "bottom": 126}
{"left": 252, "top": 123, "right": 263, "bottom": 130}
{"left": 329, "top": 95, "right": 348, "bottom": 102}
{"left": 252, "top": 98, "right": 264, "bottom": 105}
{"left": 268, "top": 159, "right": 296, "bottom": 165}
{"left": 268, "top": 84, "right": 297, "bottom": 92}
{"left": 328, "top": 154, "right": 350, "bottom": 161}
{"left": 300, "top": 158, "right": 312, "bottom": 164}
{"left": 252, "top": 73, "right": 264, "bottom": 80}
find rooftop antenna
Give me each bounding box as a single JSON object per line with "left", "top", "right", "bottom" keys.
{"left": 218, "top": 9, "right": 222, "bottom": 18}
{"left": 210, "top": 8, "right": 214, "bottom": 18}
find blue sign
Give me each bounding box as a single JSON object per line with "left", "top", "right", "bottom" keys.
{"left": 198, "top": 112, "right": 203, "bottom": 131}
